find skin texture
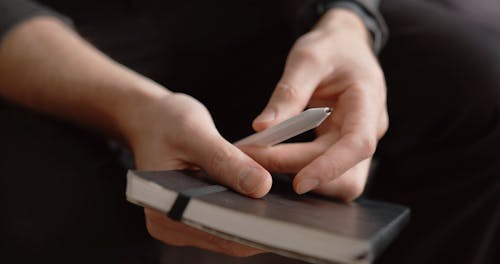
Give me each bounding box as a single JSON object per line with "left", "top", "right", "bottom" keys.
{"left": 0, "top": 8, "right": 387, "bottom": 256}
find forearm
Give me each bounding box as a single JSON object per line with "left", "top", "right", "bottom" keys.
{"left": 0, "top": 16, "right": 170, "bottom": 142}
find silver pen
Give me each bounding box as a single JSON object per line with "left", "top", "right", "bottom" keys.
{"left": 234, "top": 107, "right": 331, "bottom": 147}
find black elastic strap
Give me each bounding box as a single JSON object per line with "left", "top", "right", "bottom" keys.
{"left": 167, "top": 185, "right": 227, "bottom": 221}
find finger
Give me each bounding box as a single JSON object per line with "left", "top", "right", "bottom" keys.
{"left": 312, "top": 158, "right": 372, "bottom": 201}
{"left": 293, "top": 131, "right": 376, "bottom": 195}
{"left": 145, "top": 208, "right": 265, "bottom": 257}
{"left": 291, "top": 84, "right": 380, "bottom": 194}
{"left": 187, "top": 134, "right": 272, "bottom": 198}
{"left": 253, "top": 48, "right": 327, "bottom": 131}
{"left": 240, "top": 140, "right": 329, "bottom": 173}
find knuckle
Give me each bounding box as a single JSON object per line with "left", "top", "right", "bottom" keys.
{"left": 364, "top": 138, "right": 378, "bottom": 157}
{"left": 176, "top": 111, "right": 198, "bottom": 134}
{"left": 348, "top": 135, "right": 377, "bottom": 159}
{"left": 168, "top": 115, "right": 200, "bottom": 152}
{"left": 293, "top": 46, "right": 323, "bottom": 67}
{"left": 167, "top": 94, "right": 208, "bottom": 134}
{"left": 266, "top": 156, "right": 285, "bottom": 172}
{"left": 340, "top": 180, "right": 365, "bottom": 201}
{"left": 209, "top": 146, "right": 236, "bottom": 179}
{"left": 349, "top": 81, "right": 369, "bottom": 95}
{"left": 275, "top": 82, "right": 301, "bottom": 102}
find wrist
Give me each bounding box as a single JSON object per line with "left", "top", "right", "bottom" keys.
{"left": 314, "top": 9, "right": 371, "bottom": 46}
{"left": 0, "top": 16, "right": 173, "bottom": 148}
{"left": 109, "top": 75, "right": 172, "bottom": 146}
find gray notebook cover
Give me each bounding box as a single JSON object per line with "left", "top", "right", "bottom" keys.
{"left": 127, "top": 170, "right": 410, "bottom": 264}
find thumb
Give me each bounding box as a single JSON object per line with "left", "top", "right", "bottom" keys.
{"left": 253, "top": 50, "right": 325, "bottom": 131}
{"left": 190, "top": 135, "right": 272, "bottom": 198}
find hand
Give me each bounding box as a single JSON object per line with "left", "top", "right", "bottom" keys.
{"left": 145, "top": 208, "right": 264, "bottom": 257}
{"left": 0, "top": 15, "right": 268, "bottom": 257}
{"left": 242, "top": 9, "right": 388, "bottom": 201}
{"left": 123, "top": 92, "right": 271, "bottom": 256}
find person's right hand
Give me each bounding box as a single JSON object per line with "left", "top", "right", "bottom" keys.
{"left": 122, "top": 92, "right": 271, "bottom": 256}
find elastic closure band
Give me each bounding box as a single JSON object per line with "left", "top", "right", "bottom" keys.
{"left": 167, "top": 185, "right": 227, "bottom": 221}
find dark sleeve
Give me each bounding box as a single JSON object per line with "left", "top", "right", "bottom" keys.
{"left": 292, "top": 0, "right": 388, "bottom": 54}
{"left": 320, "top": 0, "right": 388, "bottom": 54}
{"left": 0, "top": 0, "right": 71, "bottom": 41}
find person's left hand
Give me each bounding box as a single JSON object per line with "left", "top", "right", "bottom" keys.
{"left": 241, "top": 9, "right": 388, "bottom": 201}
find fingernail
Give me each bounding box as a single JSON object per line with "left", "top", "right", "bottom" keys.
{"left": 255, "top": 109, "right": 276, "bottom": 123}
{"left": 239, "top": 167, "right": 263, "bottom": 194}
{"left": 296, "top": 179, "right": 319, "bottom": 194}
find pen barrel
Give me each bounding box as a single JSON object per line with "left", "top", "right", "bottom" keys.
{"left": 235, "top": 107, "right": 331, "bottom": 147}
